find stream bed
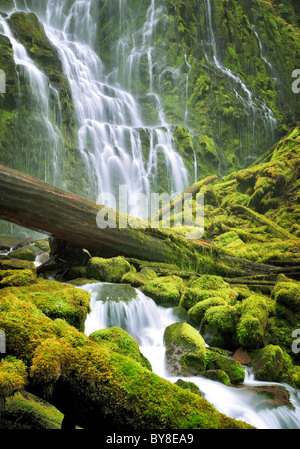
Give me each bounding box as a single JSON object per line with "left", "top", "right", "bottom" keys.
{"left": 82, "top": 282, "right": 300, "bottom": 430}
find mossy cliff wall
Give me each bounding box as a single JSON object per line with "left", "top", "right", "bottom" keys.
{"left": 95, "top": 0, "right": 299, "bottom": 180}
{"left": 0, "top": 10, "right": 86, "bottom": 195}
{"left": 0, "top": 1, "right": 299, "bottom": 199}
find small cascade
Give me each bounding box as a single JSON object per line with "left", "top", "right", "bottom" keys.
{"left": 82, "top": 282, "right": 300, "bottom": 430}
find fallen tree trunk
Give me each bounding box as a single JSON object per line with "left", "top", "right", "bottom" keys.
{"left": 0, "top": 164, "right": 276, "bottom": 277}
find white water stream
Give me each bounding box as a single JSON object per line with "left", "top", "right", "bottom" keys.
{"left": 82, "top": 282, "right": 300, "bottom": 430}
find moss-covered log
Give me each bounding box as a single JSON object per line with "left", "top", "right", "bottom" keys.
{"left": 0, "top": 292, "right": 253, "bottom": 429}
{"left": 0, "top": 164, "right": 275, "bottom": 277}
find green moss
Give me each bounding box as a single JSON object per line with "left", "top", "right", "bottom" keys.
{"left": 143, "top": 275, "right": 184, "bottom": 306}
{"left": 200, "top": 305, "right": 239, "bottom": 349}
{"left": 0, "top": 269, "right": 37, "bottom": 288}
{"left": 283, "top": 366, "right": 300, "bottom": 389}
{"left": 95, "top": 283, "right": 138, "bottom": 304}
{"left": 174, "top": 379, "right": 202, "bottom": 396}
{"left": 205, "top": 350, "right": 245, "bottom": 385}
{"left": 32, "top": 239, "right": 50, "bottom": 252}
{"left": 9, "top": 245, "right": 37, "bottom": 261}
{"left": 179, "top": 275, "right": 238, "bottom": 311}
{"left": 237, "top": 295, "right": 269, "bottom": 349}
{"left": 273, "top": 281, "right": 300, "bottom": 312}
{"left": 250, "top": 345, "right": 293, "bottom": 382}
{"left": 121, "top": 271, "right": 150, "bottom": 287}
{"left": 0, "top": 258, "right": 36, "bottom": 272}
{"left": 89, "top": 327, "right": 152, "bottom": 371}
{"left": 0, "top": 292, "right": 253, "bottom": 429}
{"left": 164, "top": 322, "right": 206, "bottom": 375}
{"left": 0, "top": 236, "right": 20, "bottom": 250}
{"left": 187, "top": 297, "right": 227, "bottom": 326}
{"left": 200, "top": 369, "right": 231, "bottom": 386}
{"left": 1, "top": 391, "right": 63, "bottom": 429}
{"left": 0, "top": 357, "right": 27, "bottom": 400}
{"left": 189, "top": 274, "right": 231, "bottom": 291}
{"left": 86, "top": 256, "right": 131, "bottom": 283}
{"left": 0, "top": 279, "right": 91, "bottom": 332}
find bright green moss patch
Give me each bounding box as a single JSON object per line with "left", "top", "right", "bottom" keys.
{"left": 201, "top": 305, "right": 239, "bottom": 349}
{"left": 0, "top": 357, "right": 27, "bottom": 400}
{"left": 1, "top": 391, "right": 63, "bottom": 429}
{"left": 86, "top": 256, "right": 131, "bottom": 283}
{"left": 9, "top": 245, "right": 37, "bottom": 261}
{"left": 95, "top": 283, "right": 138, "bottom": 303}
{"left": 174, "top": 378, "right": 202, "bottom": 396}
{"left": 143, "top": 275, "right": 184, "bottom": 306}
{"left": 180, "top": 275, "right": 238, "bottom": 311}
{"left": 237, "top": 295, "right": 269, "bottom": 349}
{"left": 205, "top": 350, "right": 245, "bottom": 385}
{"left": 250, "top": 345, "right": 293, "bottom": 382}
{"left": 89, "top": 327, "right": 152, "bottom": 371}
{"left": 0, "top": 292, "right": 253, "bottom": 429}
{"left": 0, "top": 279, "right": 91, "bottom": 332}
{"left": 187, "top": 297, "right": 227, "bottom": 327}
{"left": 0, "top": 269, "right": 37, "bottom": 287}
{"left": 164, "top": 322, "right": 206, "bottom": 375}
{"left": 0, "top": 259, "right": 36, "bottom": 272}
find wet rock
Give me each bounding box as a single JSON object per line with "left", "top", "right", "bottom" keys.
{"left": 242, "top": 385, "right": 292, "bottom": 411}
{"left": 0, "top": 236, "right": 20, "bottom": 251}
{"left": 233, "top": 347, "right": 251, "bottom": 365}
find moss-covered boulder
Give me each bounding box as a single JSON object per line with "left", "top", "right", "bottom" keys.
{"left": 180, "top": 275, "right": 238, "bottom": 311}
{"left": 0, "top": 236, "right": 20, "bottom": 251}
{"left": 143, "top": 275, "right": 184, "bottom": 306}
{"left": 250, "top": 345, "right": 293, "bottom": 382}
{"left": 0, "top": 269, "right": 37, "bottom": 288}
{"left": 89, "top": 327, "right": 152, "bottom": 371}
{"left": 0, "top": 259, "right": 36, "bottom": 272}
{"left": 121, "top": 267, "right": 156, "bottom": 288}
{"left": 0, "top": 279, "right": 91, "bottom": 332}
{"left": 187, "top": 297, "right": 227, "bottom": 327}
{"left": 273, "top": 281, "right": 300, "bottom": 313}
{"left": 9, "top": 245, "right": 37, "bottom": 262}
{"left": 174, "top": 378, "right": 202, "bottom": 396}
{"left": 32, "top": 239, "right": 50, "bottom": 253}
{"left": 86, "top": 256, "right": 131, "bottom": 283}
{"left": 0, "top": 293, "right": 253, "bottom": 429}
{"left": 205, "top": 350, "right": 245, "bottom": 385}
{"left": 164, "top": 322, "right": 206, "bottom": 375}
{"left": 237, "top": 295, "right": 269, "bottom": 349}
{"left": 95, "top": 283, "right": 138, "bottom": 304}
{"left": 200, "top": 305, "right": 239, "bottom": 349}
{"left": 199, "top": 369, "right": 231, "bottom": 386}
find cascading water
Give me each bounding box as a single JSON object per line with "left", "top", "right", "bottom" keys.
{"left": 0, "top": 13, "right": 63, "bottom": 186}
{"left": 82, "top": 282, "right": 300, "bottom": 430}
{"left": 1, "top": 0, "right": 189, "bottom": 219}
{"left": 202, "top": 0, "right": 277, "bottom": 160}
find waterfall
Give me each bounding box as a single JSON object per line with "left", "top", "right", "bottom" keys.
{"left": 0, "top": 14, "right": 63, "bottom": 186}
{"left": 82, "top": 282, "right": 300, "bottom": 430}
{"left": 1, "top": 0, "right": 189, "bottom": 218}
{"left": 202, "top": 0, "right": 277, "bottom": 160}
